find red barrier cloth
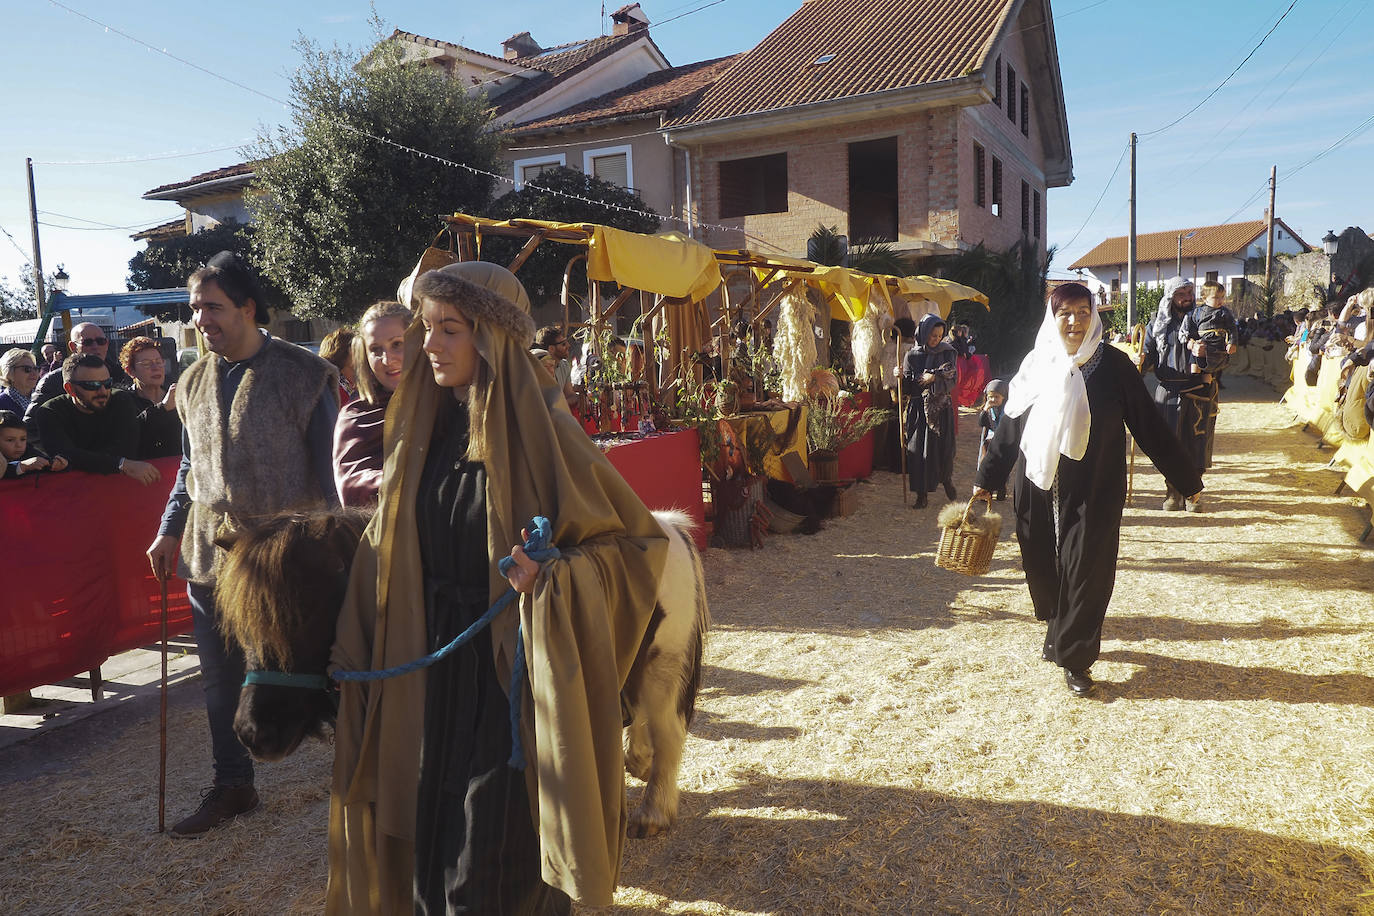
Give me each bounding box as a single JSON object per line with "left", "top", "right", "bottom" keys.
{"left": 0, "top": 457, "right": 191, "bottom": 696}
{"left": 955, "top": 354, "right": 991, "bottom": 408}
{"left": 601, "top": 429, "right": 707, "bottom": 549}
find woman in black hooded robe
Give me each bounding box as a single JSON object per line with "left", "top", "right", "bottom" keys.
{"left": 903, "top": 313, "right": 958, "bottom": 508}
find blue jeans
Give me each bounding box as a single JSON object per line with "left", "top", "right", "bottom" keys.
{"left": 187, "top": 582, "right": 254, "bottom": 787}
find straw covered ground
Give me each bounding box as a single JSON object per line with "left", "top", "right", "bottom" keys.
{"left": 1, "top": 372, "right": 1371, "bottom": 914}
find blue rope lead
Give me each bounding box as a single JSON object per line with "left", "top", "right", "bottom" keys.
{"left": 330, "top": 516, "right": 557, "bottom": 770}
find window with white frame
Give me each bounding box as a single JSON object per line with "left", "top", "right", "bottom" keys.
{"left": 583, "top": 145, "right": 633, "bottom": 190}
{"left": 513, "top": 153, "right": 566, "bottom": 190}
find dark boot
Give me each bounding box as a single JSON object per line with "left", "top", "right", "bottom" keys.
{"left": 943, "top": 478, "right": 957, "bottom": 500}
{"left": 914, "top": 491, "right": 928, "bottom": 509}
{"left": 1064, "top": 669, "right": 1095, "bottom": 697}
{"left": 170, "top": 784, "right": 260, "bottom": 838}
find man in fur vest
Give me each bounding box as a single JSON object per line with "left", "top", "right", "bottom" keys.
{"left": 146, "top": 251, "right": 339, "bottom": 837}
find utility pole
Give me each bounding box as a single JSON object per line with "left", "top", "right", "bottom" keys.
{"left": 1127, "top": 133, "right": 1137, "bottom": 329}
{"left": 25, "top": 157, "right": 68, "bottom": 354}
{"left": 1263, "top": 165, "right": 1277, "bottom": 316}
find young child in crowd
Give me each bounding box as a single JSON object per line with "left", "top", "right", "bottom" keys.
{"left": 1, "top": 410, "right": 67, "bottom": 478}
{"left": 1181, "top": 281, "right": 1239, "bottom": 377}
{"left": 976, "top": 379, "right": 1008, "bottom": 500}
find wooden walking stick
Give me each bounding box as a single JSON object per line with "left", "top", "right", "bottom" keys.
{"left": 897, "top": 366, "right": 909, "bottom": 507}
{"left": 158, "top": 574, "right": 169, "bottom": 833}
{"left": 1126, "top": 435, "right": 1137, "bottom": 507}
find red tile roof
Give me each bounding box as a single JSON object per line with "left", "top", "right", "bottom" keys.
{"left": 510, "top": 55, "right": 741, "bottom": 133}
{"left": 666, "top": 0, "right": 1012, "bottom": 127}
{"left": 131, "top": 218, "right": 187, "bottom": 242}
{"left": 390, "top": 29, "right": 530, "bottom": 68}
{"left": 1069, "top": 219, "right": 1311, "bottom": 270}
{"left": 143, "top": 162, "right": 256, "bottom": 197}
{"left": 495, "top": 32, "right": 652, "bottom": 115}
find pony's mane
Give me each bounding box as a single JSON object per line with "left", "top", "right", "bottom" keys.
{"left": 216, "top": 508, "right": 371, "bottom": 668}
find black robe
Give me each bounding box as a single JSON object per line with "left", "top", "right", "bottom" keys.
{"left": 975, "top": 344, "right": 1203, "bottom": 672}
{"left": 413, "top": 397, "right": 570, "bottom": 916}
{"left": 1142, "top": 308, "right": 1214, "bottom": 473}
{"left": 902, "top": 330, "right": 958, "bottom": 494}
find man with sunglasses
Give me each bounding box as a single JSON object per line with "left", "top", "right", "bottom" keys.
{"left": 25, "top": 322, "right": 131, "bottom": 427}
{"left": 31, "top": 353, "right": 159, "bottom": 483}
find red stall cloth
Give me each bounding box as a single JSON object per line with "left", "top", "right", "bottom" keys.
{"left": 601, "top": 429, "right": 707, "bottom": 549}
{"left": 955, "top": 354, "right": 991, "bottom": 408}
{"left": 836, "top": 391, "right": 875, "bottom": 480}
{"left": 0, "top": 457, "right": 191, "bottom": 696}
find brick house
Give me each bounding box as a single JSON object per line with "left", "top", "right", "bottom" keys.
{"left": 657, "top": 0, "right": 1072, "bottom": 259}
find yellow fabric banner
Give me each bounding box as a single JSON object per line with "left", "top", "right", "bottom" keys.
{"left": 585, "top": 226, "right": 722, "bottom": 303}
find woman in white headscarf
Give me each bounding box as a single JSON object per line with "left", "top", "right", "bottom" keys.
{"left": 973, "top": 283, "right": 1202, "bottom": 697}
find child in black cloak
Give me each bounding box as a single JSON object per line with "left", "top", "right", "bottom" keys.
{"left": 976, "top": 379, "right": 1008, "bottom": 500}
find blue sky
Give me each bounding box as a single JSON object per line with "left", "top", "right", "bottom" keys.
{"left": 2, "top": 0, "right": 1371, "bottom": 297}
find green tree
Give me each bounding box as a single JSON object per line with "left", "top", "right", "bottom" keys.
{"left": 0, "top": 274, "right": 36, "bottom": 323}
{"left": 126, "top": 222, "right": 268, "bottom": 322}
{"left": 914, "top": 240, "right": 1055, "bottom": 373}
{"left": 482, "top": 166, "right": 660, "bottom": 305}
{"left": 246, "top": 30, "right": 504, "bottom": 321}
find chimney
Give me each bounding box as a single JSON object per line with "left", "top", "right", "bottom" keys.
{"left": 502, "top": 31, "right": 542, "bottom": 60}
{"left": 611, "top": 3, "right": 650, "bottom": 36}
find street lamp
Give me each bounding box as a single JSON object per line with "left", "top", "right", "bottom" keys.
{"left": 1176, "top": 231, "right": 1196, "bottom": 277}
{"left": 52, "top": 265, "right": 69, "bottom": 293}
{"left": 1322, "top": 231, "right": 1339, "bottom": 302}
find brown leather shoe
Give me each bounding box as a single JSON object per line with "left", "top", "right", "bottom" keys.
{"left": 169, "top": 784, "right": 260, "bottom": 838}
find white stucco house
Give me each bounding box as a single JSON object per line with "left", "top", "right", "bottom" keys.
{"left": 1070, "top": 215, "right": 1310, "bottom": 303}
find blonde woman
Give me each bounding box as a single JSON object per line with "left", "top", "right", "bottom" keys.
{"left": 332, "top": 301, "right": 412, "bottom": 507}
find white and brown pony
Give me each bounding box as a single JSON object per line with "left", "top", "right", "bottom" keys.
{"left": 215, "top": 507, "right": 708, "bottom": 838}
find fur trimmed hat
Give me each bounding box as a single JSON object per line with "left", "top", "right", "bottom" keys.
{"left": 412, "top": 263, "right": 535, "bottom": 349}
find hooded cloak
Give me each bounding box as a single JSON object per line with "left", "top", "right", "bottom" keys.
{"left": 327, "top": 262, "right": 666, "bottom": 913}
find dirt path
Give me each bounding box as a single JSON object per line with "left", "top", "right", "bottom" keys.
{"left": 2, "top": 372, "right": 1370, "bottom": 914}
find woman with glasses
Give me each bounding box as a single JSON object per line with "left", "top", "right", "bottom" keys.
{"left": 120, "top": 336, "right": 182, "bottom": 458}
{"left": 0, "top": 348, "right": 42, "bottom": 415}
{"left": 332, "top": 300, "right": 413, "bottom": 507}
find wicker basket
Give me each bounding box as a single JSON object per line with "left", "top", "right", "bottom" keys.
{"left": 935, "top": 495, "right": 1001, "bottom": 576}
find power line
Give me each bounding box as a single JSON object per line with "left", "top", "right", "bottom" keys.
{"left": 34, "top": 141, "right": 254, "bottom": 167}
{"left": 46, "top": 0, "right": 787, "bottom": 252}
{"left": 1060, "top": 140, "right": 1130, "bottom": 252}
{"left": 1, "top": 225, "right": 35, "bottom": 269}
{"left": 1153, "top": 0, "right": 1362, "bottom": 196}
{"left": 38, "top": 213, "right": 174, "bottom": 231}
{"left": 44, "top": 0, "right": 286, "bottom": 107}
{"left": 1138, "top": 0, "right": 1300, "bottom": 139}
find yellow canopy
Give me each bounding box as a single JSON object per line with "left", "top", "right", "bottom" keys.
{"left": 742, "top": 254, "right": 989, "bottom": 321}
{"left": 585, "top": 225, "right": 722, "bottom": 303}
{"left": 443, "top": 214, "right": 723, "bottom": 303}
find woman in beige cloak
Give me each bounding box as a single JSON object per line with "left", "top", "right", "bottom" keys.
{"left": 327, "top": 262, "right": 667, "bottom": 914}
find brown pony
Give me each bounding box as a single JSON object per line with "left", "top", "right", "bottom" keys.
{"left": 216, "top": 506, "right": 709, "bottom": 838}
